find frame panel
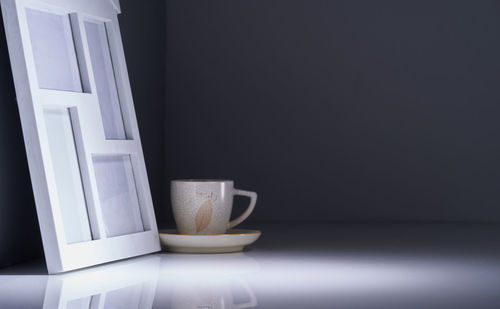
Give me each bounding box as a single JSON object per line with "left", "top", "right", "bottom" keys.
{"left": 43, "top": 107, "right": 91, "bottom": 244}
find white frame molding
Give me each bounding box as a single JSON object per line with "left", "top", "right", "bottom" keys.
{"left": 1, "top": 0, "right": 160, "bottom": 273}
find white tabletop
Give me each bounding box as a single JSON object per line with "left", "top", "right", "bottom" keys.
{"left": 1, "top": 223, "right": 500, "bottom": 308}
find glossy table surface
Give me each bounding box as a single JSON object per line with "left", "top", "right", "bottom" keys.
{"left": 2, "top": 223, "right": 500, "bottom": 308}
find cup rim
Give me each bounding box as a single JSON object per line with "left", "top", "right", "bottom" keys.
{"left": 171, "top": 179, "right": 233, "bottom": 183}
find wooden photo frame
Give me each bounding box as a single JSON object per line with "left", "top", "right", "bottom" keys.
{"left": 0, "top": 0, "right": 160, "bottom": 273}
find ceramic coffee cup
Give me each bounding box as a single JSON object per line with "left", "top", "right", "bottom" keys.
{"left": 171, "top": 180, "right": 257, "bottom": 235}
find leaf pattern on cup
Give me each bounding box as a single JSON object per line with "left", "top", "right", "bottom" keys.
{"left": 195, "top": 199, "right": 213, "bottom": 233}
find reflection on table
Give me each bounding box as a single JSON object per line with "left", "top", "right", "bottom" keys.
{"left": 0, "top": 252, "right": 259, "bottom": 309}
{"left": 3, "top": 224, "right": 500, "bottom": 308}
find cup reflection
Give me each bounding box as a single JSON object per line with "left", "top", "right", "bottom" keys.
{"left": 156, "top": 253, "right": 260, "bottom": 309}
{"left": 169, "top": 278, "right": 256, "bottom": 309}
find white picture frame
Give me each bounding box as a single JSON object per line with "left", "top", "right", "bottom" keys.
{"left": 0, "top": 0, "right": 160, "bottom": 273}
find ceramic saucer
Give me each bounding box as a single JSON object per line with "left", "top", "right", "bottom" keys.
{"left": 159, "top": 229, "right": 261, "bottom": 253}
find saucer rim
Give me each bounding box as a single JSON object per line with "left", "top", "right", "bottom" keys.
{"left": 158, "top": 229, "right": 261, "bottom": 237}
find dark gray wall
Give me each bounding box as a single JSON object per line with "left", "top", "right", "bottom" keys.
{"left": 3, "top": 0, "right": 500, "bottom": 267}
{"left": 119, "top": 0, "right": 166, "bottom": 224}
{"left": 0, "top": 13, "right": 42, "bottom": 268}
{"left": 165, "top": 0, "right": 500, "bottom": 222}
{"left": 0, "top": 0, "right": 166, "bottom": 266}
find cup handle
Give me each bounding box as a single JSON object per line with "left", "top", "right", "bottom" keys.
{"left": 228, "top": 189, "right": 257, "bottom": 229}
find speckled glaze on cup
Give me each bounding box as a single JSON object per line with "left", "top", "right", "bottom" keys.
{"left": 171, "top": 180, "right": 257, "bottom": 235}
